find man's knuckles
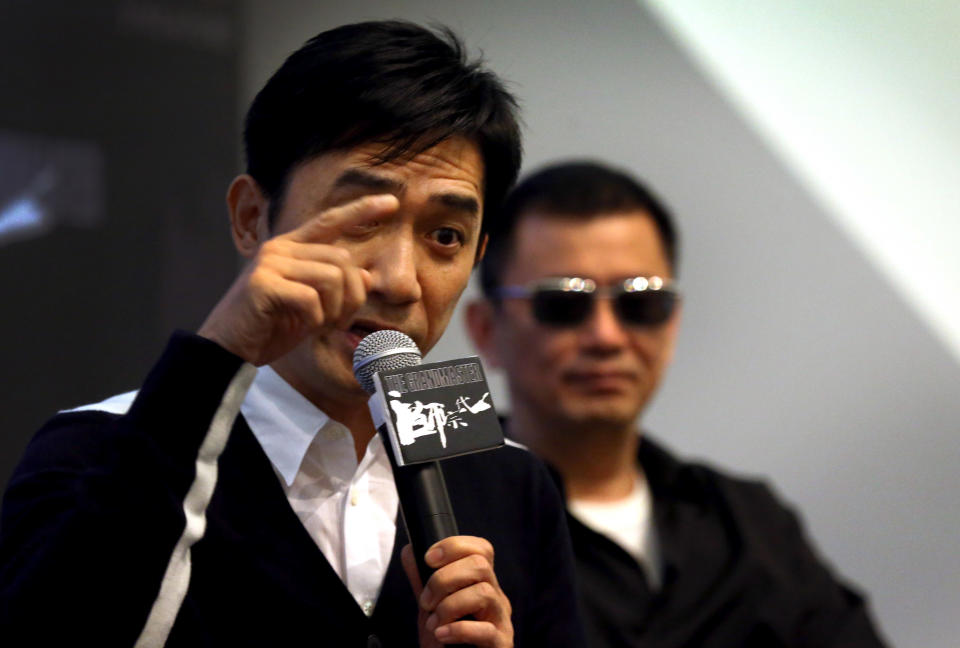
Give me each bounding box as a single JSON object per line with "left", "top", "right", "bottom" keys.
{"left": 433, "top": 581, "right": 503, "bottom": 624}
{"left": 256, "top": 237, "right": 288, "bottom": 260}
{"left": 326, "top": 245, "right": 353, "bottom": 265}
{"left": 246, "top": 265, "right": 282, "bottom": 296}
{"left": 468, "top": 551, "right": 494, "bottom": 574}
{"left": 424, "top": 556, "right": 493, "bottom": 602}
{"left": 430, "top": 536, "right": 495, "bottom": 566}
{"left": 458, "top": 537, "right": 495, "bottom": 565}
{"left": 437, "top": 620, "right": 507, "bottom": 647}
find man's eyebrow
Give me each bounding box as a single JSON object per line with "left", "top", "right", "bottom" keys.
{"left": 333, "top": 168, "right": 479, "bottom": 215}
{"left": 432, "top": 192, "right": 480, "bottom": 216}
{"left": 333, "top": 168, "right": 405, "bottom": 193}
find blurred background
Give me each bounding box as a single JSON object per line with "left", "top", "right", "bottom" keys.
{"left": 2, "top": 1, "right": 957, "bottom": 645}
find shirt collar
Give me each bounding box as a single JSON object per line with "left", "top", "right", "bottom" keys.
{"left": 241, "top": 365, "right": 338, "bottom": 486}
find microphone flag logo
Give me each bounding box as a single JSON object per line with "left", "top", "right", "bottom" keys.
{"left": 370, "top": 356, "right": 505, "bottom": 465}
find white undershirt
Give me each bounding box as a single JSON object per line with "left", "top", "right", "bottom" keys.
{"left": 568, "top": 475, "right": 662, "bottom": 589}
{"left": 240, "top": 365, "right": 398, "bottom": 616}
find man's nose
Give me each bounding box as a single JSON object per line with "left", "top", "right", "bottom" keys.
{"left": 365, "top": 230, "right": 422, "bottom": 305}
{"left": 581, "top": 298, "right": 630, "bottom": 350}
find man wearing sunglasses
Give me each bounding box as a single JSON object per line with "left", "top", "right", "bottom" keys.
{"left": 466, "top": 161, "right": 886, "bottom": 647}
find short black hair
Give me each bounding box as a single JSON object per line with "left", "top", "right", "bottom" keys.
{"left": 243, "top": 20, "right": 522, "bottom": 231}
{"left": 479, "top": 161, "right": 679, "bottom": 297}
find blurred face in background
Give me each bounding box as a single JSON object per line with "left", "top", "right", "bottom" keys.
{"left": 471, "top": 211, "right": 680, "bottom": 432}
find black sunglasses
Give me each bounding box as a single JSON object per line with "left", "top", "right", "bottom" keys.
{"left": 494, "top": 276, "right": 680, "bottom": 328}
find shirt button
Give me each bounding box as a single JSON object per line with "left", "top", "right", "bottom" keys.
{"left": 362, "top": 599, "right": 374, "bottom": 615}
{"left": 366, "top": 634, "right": 382, "bottom": 648}
{"left": 350, "top": 491, "right": 359, "bottom": 506}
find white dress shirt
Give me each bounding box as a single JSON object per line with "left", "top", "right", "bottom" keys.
{"left": 240, "top": 366, "right": 399, "bottom": 616}
{"left": 567, "top": 475, "right": 662, "bottom": 589}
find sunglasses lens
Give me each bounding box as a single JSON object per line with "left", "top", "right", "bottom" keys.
{"left": 532, "top": 290, "right": 592, "bottom": 327}
{"left": 616, "top": 291, "right": 677, "bottom": 326}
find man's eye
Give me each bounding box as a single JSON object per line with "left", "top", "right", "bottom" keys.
{"left": 430, "top": 227, "right": 465, "bottom": 248}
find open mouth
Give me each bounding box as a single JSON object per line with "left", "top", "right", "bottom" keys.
{"left": 344, "top": 326, "right": 373, "bottom": 350}
{"left": 344, "top": 321, "right": 402, "bottom": 350}
{"left": 349, "top": 323, "right": 378, "bottom": 338}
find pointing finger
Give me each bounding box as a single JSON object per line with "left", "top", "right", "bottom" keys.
{"left": 286, "top": 194, "right": 399, "bottom": 244}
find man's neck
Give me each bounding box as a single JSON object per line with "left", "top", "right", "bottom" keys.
{"left": 324, "top": 403, "right": 378, "bottom": 463}
{"left": 269, "top": 363, "right": 377, "bottom": 462}
{"left": 510, "top": 405, "right": 641, "bottom": 502}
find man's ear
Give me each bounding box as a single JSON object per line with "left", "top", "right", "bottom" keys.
{"left": 465, "top": 298, "right": 504, "bottom": 369}
{"left": 473, "top": 232, "right": 488, "bottom": 267}
{"left": 226, "top": 174, "right": 271, "bottom": 258}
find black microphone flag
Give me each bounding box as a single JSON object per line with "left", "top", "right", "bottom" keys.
{"left": 369, "top": 356, "right": 504, "bottom": 465}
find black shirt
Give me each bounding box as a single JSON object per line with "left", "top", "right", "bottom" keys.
{"left": 561, "top": 436, "right": 888, "bottom": 647}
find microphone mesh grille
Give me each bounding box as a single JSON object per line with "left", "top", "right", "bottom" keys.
{"left": 352, "top": 330, "right": 422, "bottom": 394}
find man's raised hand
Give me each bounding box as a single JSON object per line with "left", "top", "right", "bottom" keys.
{"left": 198, "top": 194, "right": 398, "bottom": 365}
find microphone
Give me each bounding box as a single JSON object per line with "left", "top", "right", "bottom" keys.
{"left": 353, "top": 330, "right": 504, "bottom": 584}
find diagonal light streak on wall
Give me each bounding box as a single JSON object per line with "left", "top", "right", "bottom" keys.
{"left": 642, "top": 0, "right": 960, "bottom": 362}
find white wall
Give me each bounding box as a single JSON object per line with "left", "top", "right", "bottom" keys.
{"left": 644, "top": 0, "right": 960, "bottom": 364}
{"left": 242, "top": 2, "right": 960, "bottom": 645}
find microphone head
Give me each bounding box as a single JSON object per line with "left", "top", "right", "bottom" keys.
{"left": 353, "top": 330, "right": 422, "bottom": 394}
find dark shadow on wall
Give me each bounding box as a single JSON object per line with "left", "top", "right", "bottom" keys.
{"left": 0, "top": 0, "right": 240, "bottom": 489}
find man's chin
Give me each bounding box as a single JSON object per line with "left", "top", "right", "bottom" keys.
{"left": 559, "top": 397, "right": 641, "bottom": 431}
{"left": 294, "top": 341, "right": 364, "bottom": 398}
{"left": 326, "top": 356, "right": 369, "bottom": 397}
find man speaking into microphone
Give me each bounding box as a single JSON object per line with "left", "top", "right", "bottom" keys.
{"left": 0, "top": 22, "right": 585, "bottom": 647}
